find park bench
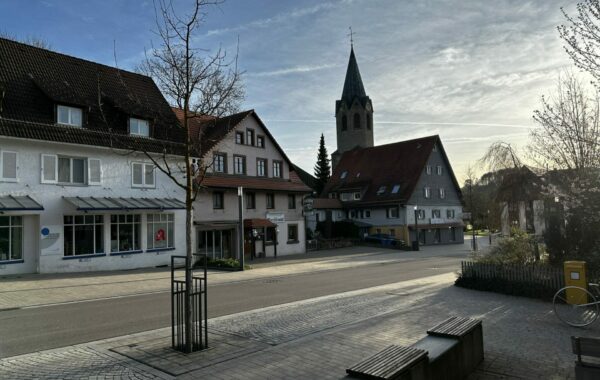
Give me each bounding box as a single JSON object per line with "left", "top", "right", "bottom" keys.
{"left": 346, "top": 317, "right": 483, "bottom": 380}
{"left": 572, "top": 336, "right": 600, "bottom": 380}
{"left": 346, "top": 345, "right": 428, "bottom": 380}
{"left": 426, "top": 316, "right": 484, "bottom": 377}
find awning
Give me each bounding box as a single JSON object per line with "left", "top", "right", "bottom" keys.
{"left": 0, "top": 195, "right": 44, "bottom": 211}
{"left": 244, "top": 218, "right": 277, "bottom": 228}
{"left": 64, "top": 196, "right": 185, "bottom": 211}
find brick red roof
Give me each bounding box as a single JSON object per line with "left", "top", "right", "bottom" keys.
{"left": 201, "top": 173, "right": 311, "bottom": 193}
{"left": 323, "top": 135, "right": 461, "bottom": 204}
{"left": 0, "top": 37, "right": 185, "bottom": 154}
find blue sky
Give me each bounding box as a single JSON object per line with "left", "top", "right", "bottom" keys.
{"left": 0, "top": 0, "right": 576, "bottom": 182}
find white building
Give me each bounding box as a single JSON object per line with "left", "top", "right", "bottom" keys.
{"left": 0, "top": 37, "right": 188, "bottom": 274}
{"left": 174, "top": 109, "right": 312, "bottom": 260}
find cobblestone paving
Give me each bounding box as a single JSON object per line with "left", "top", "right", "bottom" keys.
{"left": 0, "top": 346, "right": 168, "bottom": 380}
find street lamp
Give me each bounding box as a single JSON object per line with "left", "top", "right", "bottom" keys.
{"left": 414, "top": 205, "right": 419, "bottom": 251}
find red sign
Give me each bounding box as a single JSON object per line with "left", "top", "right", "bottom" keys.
{"left": 155, "top": 229, "right": 165, "bottom": 241}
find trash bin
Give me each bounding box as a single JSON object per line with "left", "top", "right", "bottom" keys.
{"left": 564, "top": 261, "right": 587, "bottom": 304}
{"left": 412, "top": 240, "right": 419, "bottom": 251}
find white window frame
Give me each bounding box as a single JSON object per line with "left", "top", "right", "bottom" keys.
{"left": 41, "top": 154, "right": 58, "bottom": 184}
{"left": 129, "top": 118, "right": 150, "bottom": 137}
{"left": 110, "top": 214, "right": 141, "bottom": 253}
{"left": 387, "top": 207, "right": 399, "bottom": 219}
{"left": 257, "top": 158, "right": 267, "bottom": 177}
{"left": 432, "top": 209, "right": 441, "bottom": 218}
{"left": 447, "top": 209, "right": 455, "bottom": 219}
{"left": 424, "top": 187, "right": 431, "bottom": 199}
{"left": 273, "top": 161, "right": 282, "bottom": 178}
{"left": 426, "top": 165, "right": 432, "bottom": 175}
{"left": 0, "top": 216, "right": 23, "bottom": 261}
{"left": 63, "top": 215, "right": 104, "bottom": 256}
{"left": 214, "top": 153, "right": 226, "bottom": 173}
{"left": 439, "top": 187, "right": 446, "bottom": 199}
{"left": 234, "top": 156, "right": 246, "bottom": 175}
{"left": 58, "top": 156, "right": 87, "bottom": 185}
{"left": 131, "top": 162, "right": 156, "bottom": 188}
{"left": 0, "top": 150, "right": 18, "bottom": 182}
{"left": 147, "top": 213, "right": 175, "bottom": 250}
{"left": 57, "top": 105, "right": 83, "bottom": 127}
{"left": 437, "top": 165, "right": 443, "bottom": 175}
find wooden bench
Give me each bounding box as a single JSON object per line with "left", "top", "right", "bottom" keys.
{"left": 411, "top": 335, "right": 461, "bottom": 380}
{"left": 346, "top": 345, "right": 428, "bottom": 380}
{"left": 427, "top": 316, "right": 484, "bottom": 377}
{"left": 572, "top": 336, "right": 600, "bottom": 380}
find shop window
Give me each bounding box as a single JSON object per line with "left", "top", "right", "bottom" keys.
{"left": 64, "top": 215, "right": 104, "bottom": 256}
{"left": 0, "top": 216, "right": 23, "bottom": 261}
{"left": 110, "top": 214, "right": 141, "bottom": 253}
{"left": 147, "top": 213, "right": 174, "bottom": 250}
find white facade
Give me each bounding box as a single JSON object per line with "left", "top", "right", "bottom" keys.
{"left": 194, "top": 113, "right": 308, "bottom": 259}
{"left": 0, "top": 136, "right": 187, "bottom": 275}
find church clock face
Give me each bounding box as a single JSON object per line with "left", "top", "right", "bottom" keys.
{"left": 366, "top": 103, "right": 372, "bottom": 112}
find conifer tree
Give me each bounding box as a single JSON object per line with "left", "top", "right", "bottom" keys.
{"left": 314, "top": 133, "right": 331, "bottom": 195}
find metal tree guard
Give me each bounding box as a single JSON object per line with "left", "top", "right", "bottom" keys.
{"left": 171, "top": 254, "right": 208, "bottom": 353}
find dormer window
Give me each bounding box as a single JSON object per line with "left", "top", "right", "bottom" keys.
{"left": 129, "top": 118, "right": 150, "bottom": 137}
{"left": 340, "top": 171, "right": 348, "bottom": 179}
{"left": 377, "top": 186, "right": 386, "bottom": 195}
{"left": 57, "top": 105, "right": 82, "bottom": 127}
{"left": 391, "top": 184, "right": 400, "bottom": 194}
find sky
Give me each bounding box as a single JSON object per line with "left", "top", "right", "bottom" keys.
{"left": 0, "top": 0, "right": 577, "bottom": 183}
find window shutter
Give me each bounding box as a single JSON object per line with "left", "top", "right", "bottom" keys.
{"left": 41, "top": 154, "right": 58, "bottom": 183}
{"left": 88, "top": 159, "right": 102, "bottom": 185}
{"left": 1, "top": 151, "right": 17, "bottom": 181}
{"left": 132, "top": 163, "right": 143, "bottom": 186}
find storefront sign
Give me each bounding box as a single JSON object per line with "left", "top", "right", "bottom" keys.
{"left": 40, "top": 225, "right": 61, "bottom": 255}
{"left": 266, "top": 212, "right": 285, "bottom": 223}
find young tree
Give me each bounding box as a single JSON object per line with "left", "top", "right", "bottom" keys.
{"left": 531, "top": 71, "right": 600, "bottom": 170}
{"left": 135, "top": 0, "right": 244, "bottom": 353}
{"left": 313, "top": 133, "right": 331, "bottom": 195}
{"left": 559, "top": 1, "right": 600, "bottom": 83}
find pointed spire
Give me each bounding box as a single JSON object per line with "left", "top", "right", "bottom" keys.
{"left": 341, "top": 46, "right": 367, "bottom": 103}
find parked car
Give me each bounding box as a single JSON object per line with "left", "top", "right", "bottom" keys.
{"left": 364, "top": 234, "right": 405, "bottom": 247}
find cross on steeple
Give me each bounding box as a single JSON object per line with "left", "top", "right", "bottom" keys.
{"left": 348, "top": 27, "right": 355, "bottom": 47}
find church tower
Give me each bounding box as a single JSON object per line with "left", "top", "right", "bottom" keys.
{"left": 331, "top": 46, "right": 374, "bottom": 168}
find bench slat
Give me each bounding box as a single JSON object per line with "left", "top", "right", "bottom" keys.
{"left": 427, "top": 316, "right": 481, "bottom": 338}
{"left": 572, "top": 336, "right": 600, "bottom": 358}
{"left": 346, "top": 345, "right": 427, "bottom": 380}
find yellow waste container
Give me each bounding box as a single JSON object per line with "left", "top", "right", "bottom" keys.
{"left": 564, "top": 261, "right": 588, "bottom": 305}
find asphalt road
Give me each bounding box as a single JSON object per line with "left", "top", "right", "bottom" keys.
{"left": 0, "top": 255, "right": 461, "bottom": 358}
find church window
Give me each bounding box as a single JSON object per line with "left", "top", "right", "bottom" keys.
{"left": 353, "top": 113, "right": 361, "bottom": 129}
{"left": 367, "top": 114, "right": 372, "bottom": 130}
{"left": 341, "top": 115, "right": 348, "bottom": 131}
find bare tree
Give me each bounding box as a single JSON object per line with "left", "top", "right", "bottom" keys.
{"left": 478, "top": 141, "right": 522, "bottom": 172}
{"left": 531, "top": 70, "right": 600, "bottom": 170}
{"left": 127, "top": 0, "right": 243, "bottom": 353}
{"left": 559, "top": 1, "right": 600, "bottom": 82}
{"left": 0, "top": 32, "right": 52, "bottom": 49}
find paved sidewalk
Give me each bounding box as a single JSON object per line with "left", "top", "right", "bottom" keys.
{"left": 0, "top": 270, "right": 581, "bottom": 379}
{"left": 0, "top": 242, "right": 478, "bottom": 310}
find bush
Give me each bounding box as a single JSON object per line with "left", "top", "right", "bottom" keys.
{"left": 472, "top": 228, "right": 541, "bottom": 265}
{"left": 194, "top": 257, "right": 242, "bottom": 270}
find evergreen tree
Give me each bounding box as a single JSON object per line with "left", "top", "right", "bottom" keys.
{"left": 314, "top": 133, "right": 331, "bottom": 196}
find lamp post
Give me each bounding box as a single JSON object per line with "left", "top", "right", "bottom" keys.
{"left": 487, "top": 209, "right": 492, "bottom": 245}
{"left": 237, "top": 186, "right": 245, "bottom": 271}
{"left": 414, "top": 205, "right": 419, "bottom": 251}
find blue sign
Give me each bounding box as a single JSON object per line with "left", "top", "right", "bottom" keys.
{"left": 41, "top": 227, "right": 50, "bottom": 236}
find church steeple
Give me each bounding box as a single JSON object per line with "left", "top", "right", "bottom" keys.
{"left": 332, "top": 45, "right": 374, "bottom": 169}
{"left": 341, "top": 47, "right": 367, "bottom": 104}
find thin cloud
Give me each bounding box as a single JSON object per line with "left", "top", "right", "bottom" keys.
{"left": 248, "top": 63, "right": 338, "bottom": 77}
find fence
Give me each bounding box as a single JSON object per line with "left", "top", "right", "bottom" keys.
{"left": 171, "top": 254, "right": 208, "bottom": 353}
{"left": 457, "top": 261, "right": 564, "bottom": 300}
